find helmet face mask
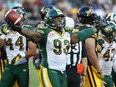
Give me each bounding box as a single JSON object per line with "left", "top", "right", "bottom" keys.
{"left": 77, "top": 6, "right": 96, "bottom": 25}
{"left": 44, "top": 8, "right": 65, "bottom": 31}
{"left": 54, "top": 16, "right": 65, "bottom": 29}
{"left": 12, "top": 6, "right": 27, "bottom": 24}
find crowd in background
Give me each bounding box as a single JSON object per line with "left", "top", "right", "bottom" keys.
{"left": 0, "top": 0, "right": 116, "bottom": 26}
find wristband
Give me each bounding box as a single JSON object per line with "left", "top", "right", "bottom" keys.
{"left": 0, "top": 33, "right": 6, "bottom": 39}
{"left": 20, "top": 52, "right": 25, "bottom": 57}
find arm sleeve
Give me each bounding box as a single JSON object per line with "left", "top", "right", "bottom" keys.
{"left": 76, "top": 28, "right": 94, "bottom": 41}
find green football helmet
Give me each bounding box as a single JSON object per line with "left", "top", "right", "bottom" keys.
{"left": 101, "top": 22, "right": 116, "bottom": 39}
{"left": 44, "top": 8, "right": 65, "bottom": 31}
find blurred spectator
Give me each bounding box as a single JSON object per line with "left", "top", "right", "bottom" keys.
{"left": 0, "top": 0, "right": 115, "bottom": 27}
{"left": 41, "top": 0, "right": 52, "bottom": 6}
{"left": 112, "top": 4, "right": 116, "bottom": 12}
{"left": 6, "top": 0, "right": 22, "bottom": 9}
{"left": 0, "top": 2, "right": 7, "bottom": 24}
{"left": 94, "top": 4, "right": 105, "bottom": 17}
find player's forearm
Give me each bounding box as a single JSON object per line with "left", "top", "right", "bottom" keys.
{"left": 24, "top": 49, "right": 36, "bottom": 58}
{"left": 20, "top": 28, "right": 42, "bottom": 43}
{"left": 77, "top": 28, "right": 95, "bottom": 41}
{"left": 88, "top": 53, "right": 101, "bottom": 72}
{"left": 82, "top": 57, "right": 87, "bottom": 75}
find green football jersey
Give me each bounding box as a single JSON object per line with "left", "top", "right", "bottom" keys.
{"left": 36, "top": 27, "right": 72, "bottom": 71}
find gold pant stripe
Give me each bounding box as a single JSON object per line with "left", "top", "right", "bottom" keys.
{"left": 0, "top": 59, "right": 6, "bottom": 79}
{"left": 36, "top": 69, "right": 43, "bottom": 87}
{"left": 42, "top": 67, "right": 52, "bottom": 87}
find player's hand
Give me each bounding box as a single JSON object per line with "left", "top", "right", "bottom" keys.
{"left": 8, "top": 22, "right": 22, "bottom": 32}
{"left": 80, "top": 75, "right": 85, "bottom": 86}
{"left": 10, "top": 54, "right": 21, "bottom": 65}
{"left": 33, "top": 54, "right": 41, "bottom": 69}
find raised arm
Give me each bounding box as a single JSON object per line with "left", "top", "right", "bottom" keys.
{"left": 20, "top": 27, "right": 42, "bottom": 43}
{"left": 10, "top": 25, "right": 42, "bottom": 43}
{"left": 71, "top": 28, "right": 96, "bottom": 44}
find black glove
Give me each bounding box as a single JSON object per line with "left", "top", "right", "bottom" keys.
{"left": 94, "top": 15, "right": 108, "bottom": 29}
{"left": 33, "top": 54, "right": 41, "bottom": 69}
{"left": 9, "top": 24, "right": 22, "bottom": 32}
{"left": 6, "top": 20, "right": 22, "bottom": 33}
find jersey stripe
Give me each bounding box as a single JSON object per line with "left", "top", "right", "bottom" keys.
{"left": 67, "top": 42, "right": 82, "bottom": 66}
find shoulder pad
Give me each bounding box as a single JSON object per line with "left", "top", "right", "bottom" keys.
{"left": 65, "top": 27, "right": 72, "bottom": 30}
{"left": 72, "top": 29, "right": 79, "bottom": 33}
{"left": 1, "top": 24, "right": 10, "bottom": 35}
{"left": 36, "top": 28, "right": 45, "bottom": 34}
{"left": 35, "top": 22, "right": 46, "bottom": 29}
{"left": 91, "top": 33, "right": 97, "bottom": 39}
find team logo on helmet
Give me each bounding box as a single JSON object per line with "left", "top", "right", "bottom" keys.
{"left": 104, "top": 26, "right": 112, "bottom": 33}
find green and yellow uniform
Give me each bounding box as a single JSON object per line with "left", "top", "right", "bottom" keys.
{"left": 36, "top": 26, "right": 94, "bottom": 87}
{"left": 0, "top": 24, "right": 33, "bottom": 87}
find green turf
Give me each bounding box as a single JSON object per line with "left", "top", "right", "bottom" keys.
{"left": 29, "top": 59, "right": 39, "bottom": 87}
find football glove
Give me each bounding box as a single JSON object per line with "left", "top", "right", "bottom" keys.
{"left": 8, "top": 22, "right": 22, "bottom": 33}
{"left": 33, "top": 54, "right": 41, "bottom": 69}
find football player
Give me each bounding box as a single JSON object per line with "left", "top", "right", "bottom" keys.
{"left": 0, "top": 24, "right": 18, "bottom": 87}
{"left": 33, "top": 6, "right": 55, "bottom": 87}
{"left": 33, "top": 6, "right": 55, "bottom": 69}
{"left": 104, "top": 12, "right": 116, "bottom": 86}
{"left": 0, "top": 6, "right": 36, "bottom": 87}
{"left": 76, "top": 6, "right": 104, "bottom": 87}
{"left": 97, "top": 22, "right": 116, "bottom": 87}
{"left": 8, "top": 8, "right": 112, "bottom": 87}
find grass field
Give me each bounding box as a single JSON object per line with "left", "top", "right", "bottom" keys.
{"left": 29, "top": 59, "right": 39, "bottom": 87}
